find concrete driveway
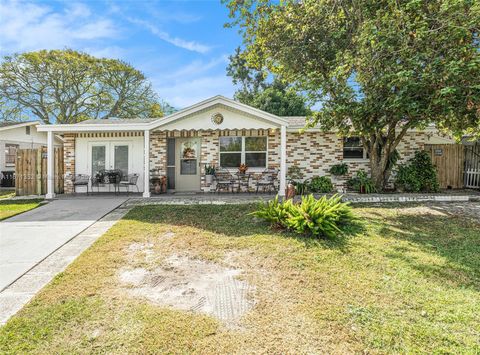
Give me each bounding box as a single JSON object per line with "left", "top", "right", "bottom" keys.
{"left": 0, "top": 197, "right": 127, "bottom": 291}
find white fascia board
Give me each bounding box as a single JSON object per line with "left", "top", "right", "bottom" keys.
{"left": 0, "top": 121, "right": 40, "bottom": 131}
{"left": 37, "top": 123, "right": 149, "bottom": 132}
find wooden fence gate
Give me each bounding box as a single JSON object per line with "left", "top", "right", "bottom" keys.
{"left": 424, "top": 144, "right": 464, "bottom": 189}
{"left": 15, "top": 147, "right": 64, "bottom": 196}
{"left": 464, "top": 143, "right": 480, "bottom": 188}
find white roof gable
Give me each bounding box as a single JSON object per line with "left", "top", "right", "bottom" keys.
{"left": 37, "top": 96, "right": 288, "bottom": 133}
{"left": 148, "top": 95, "right": 288, "bottom": 130}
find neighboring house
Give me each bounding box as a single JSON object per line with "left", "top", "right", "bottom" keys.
{"left": 37, "top": 96, "right": 454, "bottom": 198}
{"left": 0, "top": 121, "right": 63, "bottom": 187}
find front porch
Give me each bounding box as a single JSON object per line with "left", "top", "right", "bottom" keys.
{"left": 38, "top": 96, "right": 289, "bottom": 199}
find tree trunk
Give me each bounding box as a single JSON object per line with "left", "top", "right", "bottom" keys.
{"left": 368, "top": 140, "right": 393, "bottom": 191}
{"left": 369, "top": 148, "right": 386, "bottom": 191}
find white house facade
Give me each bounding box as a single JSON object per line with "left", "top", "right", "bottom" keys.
{"left": 0, "top": 121, "right": 63, "bottom": 187}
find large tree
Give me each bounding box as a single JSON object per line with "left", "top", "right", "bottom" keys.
{"left": 225, "top": 0, "right": 480, "bottom": 189}
{"left": 227, "top": 47, "right": 311, "bottom": 116}
{"left": 0, "top": 49, "right": 166, "bottom": 124}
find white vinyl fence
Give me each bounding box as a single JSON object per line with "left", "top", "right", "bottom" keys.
{"left": 464, "top": 144, "right": 480, "bottom": 188}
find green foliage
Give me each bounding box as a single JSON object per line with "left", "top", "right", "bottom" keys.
{"left": 0, "top": 49, "right": 169, "bottom": 124}
{"left": 204, "top": 165, "right": 216, "bottom": 175}
{"left": 225, "top": 0, "right": 480, "bottom": 187}
{"left": 292, "top": 180, "right": 309, "bottom": 195}
{"left": 251, "top": 194, "right": 354, "bottom": 238}
{"left": 329, "top": 163, "right": 349, "bottom": 176}
{"left": 250, "top": 195, "right": 291, "bottom": 229}
{"left": 347, "top": 171, "right": 377, "bottom": 194}
{"left": 227, "top": 48, "right": 311, "bottom": 116}
{"left": 395, "top": 151, "right": 440, "bottom": 192}
{"left": 308, "top": 176, "right": 334, "bottom": 193}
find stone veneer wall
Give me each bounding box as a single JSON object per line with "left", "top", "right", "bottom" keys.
{"left": 148, "top": 129, "right": 278, "bottom": 192}
{"left": 142, "top": 129, "right": 427, "bottom": 193}
{"left": 150, "top": 131, "right": 167, "bottom": 175}
{"left": 63, "top": 133, "right": 76, "bottom": 194}
{"left": 286, "top": 131, "right": 427, "bottom": 190}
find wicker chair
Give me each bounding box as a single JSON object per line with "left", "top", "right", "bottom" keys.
{"left": 255, "top": 169, "right": 279, "bottom": 194}
{"left": 214, "top": 168, "right": 236, "bottom": 193}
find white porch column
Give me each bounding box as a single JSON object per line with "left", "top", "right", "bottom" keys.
{"left": 46, "top": 130, "right": 55, "bottom": 199}
{"left": 279, "top": 124, "right": 287, "bottom": 196}
{"left": 143, "top": 129, "right": 151, "bottom": 198}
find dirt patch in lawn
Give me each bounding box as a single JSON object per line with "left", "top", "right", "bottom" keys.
{"left": 119, "top": 246, "right": 255, "bottom": 328}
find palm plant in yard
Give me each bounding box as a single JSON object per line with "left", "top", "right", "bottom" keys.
{"left": 251, "top": 194, "right": 354, "bottom": 238}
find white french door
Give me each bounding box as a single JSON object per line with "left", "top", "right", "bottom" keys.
{"left": 89, "top": 142, "right": 131, "bottom": 178}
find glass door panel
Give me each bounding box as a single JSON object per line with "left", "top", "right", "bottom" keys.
{"left": 113, "top": 145, "right": 129, "bottom": 175}
{"left": 180, "top": 140, "right": 198, "bottom": 175}
{"left": 91, "top": 145, "right": 106, "bottom": 175}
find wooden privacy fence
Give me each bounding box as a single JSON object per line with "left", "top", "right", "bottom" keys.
{"left": 424, "top": 144, "right": 464, "bottom": 189}
{"left": 15, "top": 147, "right": 64, "bottom": 196}
{"left": 464, "top": 143, "right": 480, "bottom": 188}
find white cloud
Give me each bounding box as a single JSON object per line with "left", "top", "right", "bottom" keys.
{"left": 166, "top": 55, "right": 228, "bottom": 79}
{"left": 127, "top": 17, "right": 211, "bottom": 54}
{"left": 154, "top": 75, "right": 235, "bottom": 108}
{"left": 0, "top": 1, "right": 117, "bottom": 54}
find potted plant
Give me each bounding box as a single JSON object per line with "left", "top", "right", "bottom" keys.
{"left": 204, "top": 165, "right": 216, "bottom": 184}
{"left": 238, "top": 164, "right": 248, "bottom": 174}
{"left": 329, "top": 163, "right": 348, "bottom": 176}
{"left": 346, "top": 170, "right": 377, "bottom": 194}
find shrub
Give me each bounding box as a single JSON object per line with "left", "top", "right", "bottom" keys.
{"left": 346, "top": 170, "right": 377, "bottom": 193}
{"left": 395, "top": 151, "right": 439, "bottom": 192}
{"left": 292, "top": 180, "right": 308, "bottom": 195}
{"left": 250, "top": 195, "right": 293, "bottom": 228}
{"left": 329, "top": 163, "right": 349, "bottom": 176}
{"left": 308, "top": 176, "right": 334, "bottom": 193}
{"left": 251, "top": 194, "right": 354, "bottom": 238}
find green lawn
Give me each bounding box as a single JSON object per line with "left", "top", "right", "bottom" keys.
{"left": 0, "top": 199, "right": 44, "bottom": 220}
{"left": 0, "top": 203, "right": 479, "bottom": 353}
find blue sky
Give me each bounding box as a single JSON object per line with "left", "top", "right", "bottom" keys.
{"left": 0, "top": 0, "right": 242, "bottom": 108}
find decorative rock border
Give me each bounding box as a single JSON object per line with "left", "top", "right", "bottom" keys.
{"left": 342, "top": 194, "right": 479, "bottom": 203}
{"left": 122, "top": 192, "right": 479, "bottom": 206}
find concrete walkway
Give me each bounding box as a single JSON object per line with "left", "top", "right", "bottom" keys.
{"left": 0, "top": 197, "right": 127, "bottom": 292}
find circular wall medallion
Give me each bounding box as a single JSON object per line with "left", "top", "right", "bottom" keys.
{"left": 211, "top": 112, "right": 224, "bottom": 125}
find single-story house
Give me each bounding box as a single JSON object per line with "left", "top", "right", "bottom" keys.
{"left": 0, "top": 121, "right": 63, "bottom": 187}
{"left": 37, "top": 95, "right": 454, "bottom": 199}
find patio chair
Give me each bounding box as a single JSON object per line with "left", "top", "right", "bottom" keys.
{"left": 118, "top": 174, "right": 140, "bottom": 194}
{"left": 214, "top": 168, "right": 236, "bottom": 193}
{"left": 255, "top": 169, "right": 279, "bottom": 194}
{"left": 71, "top": 174, "right": 90, "bottom": 194}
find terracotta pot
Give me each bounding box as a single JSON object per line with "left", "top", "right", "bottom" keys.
{"left": 286, "top": 183, "right": 296, "bottom": 199}
{"left": 160, "top": 176, "right": 167, "bottom": 193}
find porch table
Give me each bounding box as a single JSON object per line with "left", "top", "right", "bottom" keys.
{"left": 91, "top": 170, "right": 122, "bottom": 194}
{"left": 234, "top": 172, "right": 252, "bottom": 193}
